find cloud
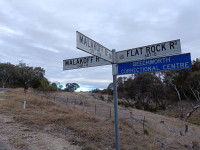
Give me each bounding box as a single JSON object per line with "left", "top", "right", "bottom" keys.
{"left": 0, "top": 0, "right": 200, "bottom": 90}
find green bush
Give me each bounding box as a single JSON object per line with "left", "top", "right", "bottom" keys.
{"left": 118, "top": 101, "right": 134, "bottom": 108}
{"left": 143, "top": 129, "right": 149, "bottom": 135}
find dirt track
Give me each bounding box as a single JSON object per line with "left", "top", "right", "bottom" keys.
{"left": 0, "top": 114, "right": 82, "bottom": 150}
{"left": 0, "top": 89, "right": 82, "bottom": 150}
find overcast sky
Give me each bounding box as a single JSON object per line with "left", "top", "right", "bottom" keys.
{"left": 0, "top": 0, "right": 200, "bottom": 91}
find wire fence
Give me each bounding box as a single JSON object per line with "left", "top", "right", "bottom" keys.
{"left": 53, "top": 96, "right": 151, "bottom": 131}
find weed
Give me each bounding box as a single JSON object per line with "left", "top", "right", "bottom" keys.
{"left": 192, "top": 122, "right": 200, "bottom": 126}
{"left": 192, "top": 141, "right": 200, "bottom": 149}
{"left": 82, "top": 146, "right": 94, "bottom": 150}
{"left": 9, "top": 138, "right": 28, "bottom": 149}
{"left": 51, "top": 125, "right": 57, "bottom": 131}
{"left": 22, "top": 128, "right": 31, "bottom": 132}
{"left": 118, "top": 101, "right": 135, "bottom": 108}
{"left": 99, "top": 95, "right": 104, "bottom": 101}
{"left": 135, "top": 131, "right": 139, "bottom": 135}
{"left": 119, "top": 119, "right": 133, "bottom": 128}
{"left": 143, "top": 129, "right": 149, "bottom": 135}
{"left": 69, "top": 138, "right": 84, "bottom": 146}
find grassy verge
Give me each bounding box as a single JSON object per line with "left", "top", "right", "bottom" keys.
{"left": 0, "top": 89, "right": 142, "bottom": 149}
{"left": 0, "top": 88, "right": 199, "bottom": 150}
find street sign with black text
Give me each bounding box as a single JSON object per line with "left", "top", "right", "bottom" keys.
{"left": 76, "top": 31, "right": 113, "bottom": 62}
{"left": 116, "top": 39, "right": 181, "bottom": 63}
{"left": 63, "top": 56, "right": 111, "bottom": 70}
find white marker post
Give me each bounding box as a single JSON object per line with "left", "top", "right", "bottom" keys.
{"left": 23, "top": 101, "right": 26, "bottom": 110}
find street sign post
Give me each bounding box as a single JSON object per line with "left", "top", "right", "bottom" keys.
{"left": 63, "top": 56, "right": 111, "bottom": 70}
{"left": 116, "top": 39, "right": 181, "bottom": 63}
{"left": 76, "top": 31, "right": 113, "bottom": 62}
{"left": 112, "top": 50, "right": 120, "bottom": 150}
{"left": 118, "top": 53, "right": 191, "bottom": 75}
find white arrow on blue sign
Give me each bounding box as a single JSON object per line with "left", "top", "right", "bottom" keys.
{"left": 117, "top": 53, "right": 191, "bottom": 75}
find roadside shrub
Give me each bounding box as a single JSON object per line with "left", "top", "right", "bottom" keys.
{"left": 118, "top": 101, "right": 134, "bottom": 108}
{"left": 143, "top": 129, "right": 149, "bottom": 135}
{"left": 135, "top": 102, "right": 142, "bottom": 109}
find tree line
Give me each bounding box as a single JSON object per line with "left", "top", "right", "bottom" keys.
{"left": 100, "top": 59, "right": 200, "bottom": 121}
{"left": 0, "top": 61, "right": 80, "bottom": 92}
{"left": 0, "top": 61, "right": 57, "bottom": 91}
{"left": 2, "top": 59, "right": 200, "bottom": 121}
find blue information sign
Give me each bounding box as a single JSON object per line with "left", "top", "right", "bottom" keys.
{"left": 118, "top": 53, "right": 191, "bottom": 75}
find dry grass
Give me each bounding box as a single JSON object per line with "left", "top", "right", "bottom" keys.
{"left": 55, "top": 91, "right": 112, "bottom": 105}
{"left": 0, "top": 88, "right": 200, "bottom": 150}
{"left": 9, "top": 138, "right": 28, "bottom": 149}
{"left": 158, "top": 101, "right": 200, "bottom": 126}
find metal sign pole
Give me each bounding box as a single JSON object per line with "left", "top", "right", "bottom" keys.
{"left": 112, "top": 49, "right": 120, "bottom": 150}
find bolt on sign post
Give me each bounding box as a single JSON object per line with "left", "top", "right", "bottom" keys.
{"left": 63, "top": 31, "right": 191, "bottom": 150}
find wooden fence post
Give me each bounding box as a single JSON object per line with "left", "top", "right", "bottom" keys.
{"left": 143, "top": 116, "right": 146, "bottom": 129}
{"left": 129, "top": 112, "right": 133, "bottom": 126}
{"left": 82, "top": 101, "right": 85, "bottom": 111}
{"left": 110, "top": 107, "right": 112, "bottom": 119}
{"left": 74, "top": 99, "right": 76, "bottom": 108}
{"left": 95, "top": 104, "right": 97, "bottom": 115}
{"left": 185, "top": 124, "right": 188, "bottom": 134}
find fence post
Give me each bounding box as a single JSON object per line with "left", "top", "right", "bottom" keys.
{"left": 185, "top": 125, "right": 188, "bottom": 134}
{"left": 23, "top": 101, "right": 26, "bottom": 110}
{"left": 82, "top": 101, "right": 85, "bottom": 111}
{"left": 110, "top": 107, "right": 112, "bottom": 119}
{"left": 74, "top": 99, "right": 76, "bottom": 108}
{"left": 143, "top": 116, "right": 145, "bottom": 129}
{"left": 95, "top": 104, "right": 97, "bottom": 115}
{"left": 129, "top": 112, "right": 133, "bottom": 126}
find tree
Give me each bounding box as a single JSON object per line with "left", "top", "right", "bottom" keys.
{"left": 56, "top": 82, "right": 64, "bottom": 90}
{"left": 16, "top": 61, "right": 47, "bottom": 92}
{"left": 163, "top": 59, "right": 200, "bottom": 121}
{"left": 107, "top": 73, "right": 167, "bottom": 111}
{"left": 132, "top": 73, "right": 154, "bottom": 110}
{"left": 50, "top": 83, "right": 58, "bottom": 91}
{"left": 65, "top": 83, "right": 80, "bottom": 92}
{"left": 0, "top": 61, "right": 48, "bottom": 90}
{"left": 92, "top": 88, "right": 101, "bottom": 93}
{"left": 183, "top": 73, "right": 200, "bottom": 121}
{"left": 0, "top": 63, "right": 14, "bottom": 88}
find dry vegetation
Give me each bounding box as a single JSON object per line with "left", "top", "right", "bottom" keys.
{"left": 157, "top": 101, "right": 200, "bottom": 126}
{"left": 0, "top": 89, "right": 200, "bottom": 150}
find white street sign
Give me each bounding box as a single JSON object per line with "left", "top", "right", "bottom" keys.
{"left": 116, "top": 39, "right": 181, "bottom": 63}
{"left": 76, "top": 31, "right": 113, "bottom": 62}
{"left": 63, "top": 56, "right": 111, "bottom": 70}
